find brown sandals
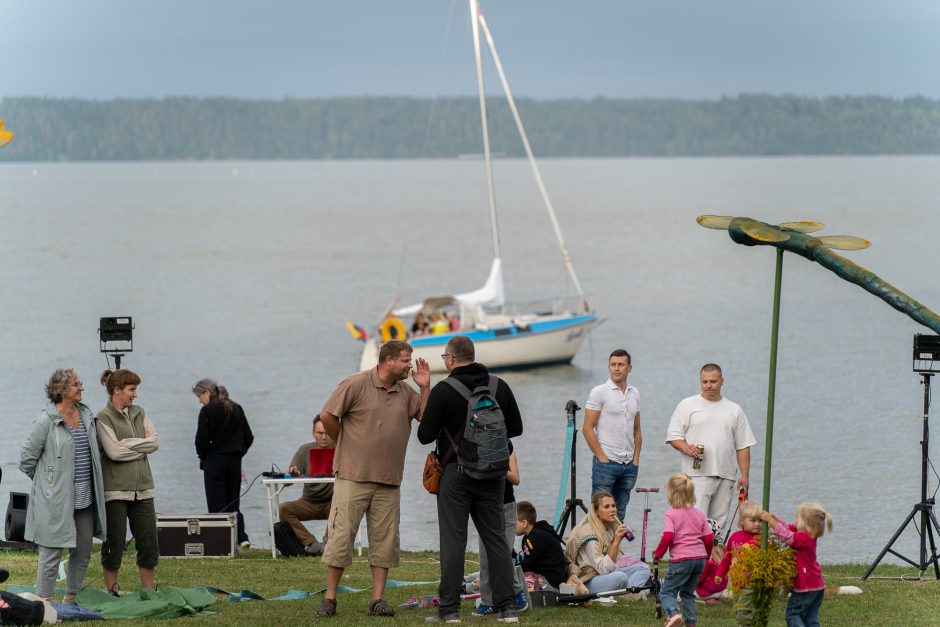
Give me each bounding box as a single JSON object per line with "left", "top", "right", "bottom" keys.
{"left": 315, "top": 597, "right": 337, "bottom": 618}
{"left": 368, "top": 598, "right": 395, "bottom": 617}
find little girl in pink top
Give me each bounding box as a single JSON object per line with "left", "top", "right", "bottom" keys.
{"left": 760, "top": 503, "right": 833, "bottom": 627}
{"left": 654, "top": 473, "right": 714, "bottom": 627}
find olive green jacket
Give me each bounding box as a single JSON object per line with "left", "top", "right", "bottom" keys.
{"left": 96, "top": 402, "right": 159, "bottom": 496}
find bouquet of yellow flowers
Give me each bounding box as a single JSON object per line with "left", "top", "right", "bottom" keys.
{"left": 727, "top": 541, "right": 796, "bottom": 627}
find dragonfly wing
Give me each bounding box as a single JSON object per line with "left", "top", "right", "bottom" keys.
{"left": 816, "top": 235, "right": 871, "bottom": 250}
{"left": 778, "top": 220, "right": 825, "bottom": 233}
{"left": 697, "top": 215, "right": 734, "bottom": 230}
{"left": 741, "top": 222, "right": 790, "bottom": 243}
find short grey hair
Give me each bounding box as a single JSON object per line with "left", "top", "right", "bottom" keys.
{"left": 46, "top": 368, "right": 79, "bottom": 403}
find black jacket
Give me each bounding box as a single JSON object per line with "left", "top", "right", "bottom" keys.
{"left": 195, "top": 400, "right": 254, "bottom": 462}
{"left": 519, "top": 520, "right": 568, "bottom": 588}
{"left": 417, "top": 362, "right": 523, "bottom": 464}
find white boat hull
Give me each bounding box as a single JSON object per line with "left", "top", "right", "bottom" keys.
{"left": 358, "top": 313, "right": 597, "bottom": 373}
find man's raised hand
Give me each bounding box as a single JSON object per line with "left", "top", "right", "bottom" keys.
{"left": 412, "top": 357, "right": 431, "bottom": 388}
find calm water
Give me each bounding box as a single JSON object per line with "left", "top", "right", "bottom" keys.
{"left": 2, "top": 157, "right": 939, "bottom": 567}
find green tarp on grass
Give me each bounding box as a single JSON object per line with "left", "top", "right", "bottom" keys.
{"left": 75, "top": 587, "right": 216, "bottom": 619}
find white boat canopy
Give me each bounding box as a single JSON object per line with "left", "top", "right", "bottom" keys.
{"left": 393, "top": 257, "right": 505, "bottom": 317}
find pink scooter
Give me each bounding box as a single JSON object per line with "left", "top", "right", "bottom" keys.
{"left": 635, "top": 487, "right": 660, "bottom": 562}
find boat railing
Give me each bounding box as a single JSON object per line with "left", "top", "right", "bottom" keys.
{"left": 490, "top": 297, "right": 589, "bottom": 318}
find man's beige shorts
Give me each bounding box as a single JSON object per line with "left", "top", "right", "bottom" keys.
{"left": 322, "top": 478, "right": 400, "bottom": 569}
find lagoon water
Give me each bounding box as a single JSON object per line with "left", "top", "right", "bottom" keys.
{"left": 2, "top": 157, "right": 939, "bottom": 567}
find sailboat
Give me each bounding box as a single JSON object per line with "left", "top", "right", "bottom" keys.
{"left": 351, "top": 0, "right": 598, "bottom": 374}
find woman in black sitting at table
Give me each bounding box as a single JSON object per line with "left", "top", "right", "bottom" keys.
{"left": 193, "top": 378, "right": 254, "bottom": 548}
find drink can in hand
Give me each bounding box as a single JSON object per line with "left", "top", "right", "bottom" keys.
{"left": 692, "top": 445, "right": 705, "bottom": 470}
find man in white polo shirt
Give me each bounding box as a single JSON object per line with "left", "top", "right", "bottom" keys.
{"left": 666, "top": 363, "right": 757, "bottom": 534}
{"left": 583, "top": 349, "right": 642, "bottom": 522}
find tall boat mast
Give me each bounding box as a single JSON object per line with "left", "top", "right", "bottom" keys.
{"left": 471, "top": 1, "right": 590, "bottom": 311}
{"left": 469, "top": 0, "right": 501, "bottom": 262}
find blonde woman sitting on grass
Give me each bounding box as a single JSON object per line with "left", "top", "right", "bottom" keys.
{"left": 565, "top": 491, "right": 651, "bottom": 595}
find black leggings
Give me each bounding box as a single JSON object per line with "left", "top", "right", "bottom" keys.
{"left": 203, "top": 452, "right": 248, "bottom": 543}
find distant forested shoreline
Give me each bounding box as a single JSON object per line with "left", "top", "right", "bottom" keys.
{"left": 1, "top": 94, "right": 939, "bottom": 161}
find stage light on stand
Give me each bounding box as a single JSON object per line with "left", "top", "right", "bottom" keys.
{"left": 913, "top": 333, "right": 940, "bottom": 374}
{"left": 99, "top": 316, "right": 134, "bottom": 369}
{"left": 863, "top": 333, "right": 940, "bottom": 579}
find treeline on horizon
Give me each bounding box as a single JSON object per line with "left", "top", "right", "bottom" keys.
{"left": 1, "top": 94, "right": 939, "bottom": 161}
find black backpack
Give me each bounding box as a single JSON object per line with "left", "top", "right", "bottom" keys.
{"left": 0, "top": 590, "right": 45, "bottom": 625}
{"left": 442, "top": 375, "right": 510, "bottom": 480}
{"left": 273, "top": 521, "right": 305, "bottom": 557}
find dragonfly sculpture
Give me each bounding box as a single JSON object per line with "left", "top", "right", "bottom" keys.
{"left": 698, "top": 215, "right": 940, "bottom": 334}
{"left": 698, "top": 215, "right": 940, "bottom": 547}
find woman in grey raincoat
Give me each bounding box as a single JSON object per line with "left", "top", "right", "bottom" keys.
{"left": 20, "top": 369, "right": 107, "bottom": 602}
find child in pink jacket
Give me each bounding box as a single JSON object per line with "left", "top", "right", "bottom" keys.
{"left": 760, "top": 503, "right": 833, "bottom": 627}
{"left": 695, "top": 518, "right": 726, "bottom": 603}
{"left": 654, "top": 473, "right": 714, "bottom": 627}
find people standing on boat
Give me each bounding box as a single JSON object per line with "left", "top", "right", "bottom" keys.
{"left": 96, "top": 368, "right": 160, "bottom": 595}
{"left": 417, "top": 335, "right": 524, "bottom": 623}
{"left": 666, "top": 363, "right": 756, "bottom": 533}
{"left": 410, "top": 312, "right": 429, "bottom": 336}
{"left": 279, "top": 415, "right": 335, "bottom": 556}
{"left": 192, "top": 378, "right": 254, "bottom": 548}
{"left": 445, "top": 311, "right": 460, "bottom": 331}
{"left": 430, "top": 312, "right": 450, "bottom": 335}
{"left": 19, "top": 369, "right": 107, "bottom": 603}
{"left": 583, "top": 349, "right": 642, "bottom": 522}
{"left": 316, "top": 340, "right": 430, "bottom": 619}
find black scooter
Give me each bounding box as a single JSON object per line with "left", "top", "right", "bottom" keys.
{"left": 529, "top": 569, "right": 662, "bottom": 619}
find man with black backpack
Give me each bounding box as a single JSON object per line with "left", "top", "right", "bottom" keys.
{"left": 418, "top": 335, "right": 524, "bottom": 623}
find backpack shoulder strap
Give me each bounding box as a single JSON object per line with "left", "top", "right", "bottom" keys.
{"left": 442, "top": 376, "right": 472, "bottom": 399}
{"left": 488, "top": 374, "right": 499, "bottom": 396}
{"left": 439, "top": 376, "right": 472, "bottom": 464}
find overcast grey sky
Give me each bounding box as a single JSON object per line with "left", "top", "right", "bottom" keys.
{"left": 2, "top": 0, "right": 938, "bottom": 101}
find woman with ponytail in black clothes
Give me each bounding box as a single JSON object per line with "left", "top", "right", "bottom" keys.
{"left": 192, "top": 379, "right": 254, "bottom": 548}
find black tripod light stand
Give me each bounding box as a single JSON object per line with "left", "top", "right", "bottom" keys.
{"left": 555, "top": 400, "right": 588, "bottom": 536}
{"left": 863, "top": 335, "right": 940, "bottom": 580}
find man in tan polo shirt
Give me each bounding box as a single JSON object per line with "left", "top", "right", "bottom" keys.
{"left": 316, "top": 340, "right": 430, "bottom": 619}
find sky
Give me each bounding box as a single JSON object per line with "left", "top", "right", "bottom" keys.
{"left": 1, "top": 0, "right": 939, "bottom": 101}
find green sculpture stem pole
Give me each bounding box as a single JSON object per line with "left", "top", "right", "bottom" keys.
{"left": 762, "top": 248, "right": 783, "bottom": 550}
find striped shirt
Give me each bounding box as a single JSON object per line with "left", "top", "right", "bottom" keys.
{"left": 69, "top": 420, "right": 94, "bottom": 510}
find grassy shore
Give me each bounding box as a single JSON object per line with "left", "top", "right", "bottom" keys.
{"left": 0, "top": 548, "right": 936, "bottom": 625}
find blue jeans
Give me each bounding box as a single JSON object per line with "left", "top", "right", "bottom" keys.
{"left": 591, "top": 458, "right": 638, "bottom": 521}
{"left": 660, "top": 558, "right": 705, "bottom": 626}
{"left": 586, "top": 562, "right": 652, "bottom": 594}
{"left": 785, "top": 589, "right": 824, "bottom": 627}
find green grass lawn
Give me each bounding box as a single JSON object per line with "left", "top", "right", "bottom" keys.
{"left": 1, "top": 548, "right": 936, "bottom": 625}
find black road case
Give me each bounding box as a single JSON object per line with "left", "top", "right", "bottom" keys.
{"left": 157, "top": 513, "right": 236, "bottom": 558}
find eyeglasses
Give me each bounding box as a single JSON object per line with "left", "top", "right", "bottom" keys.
{"left": 440, "top": 353, "right": 453, "bottom": 360}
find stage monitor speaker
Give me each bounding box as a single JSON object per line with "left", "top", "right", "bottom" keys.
{"left": 5, "top": 492, "right": 29, "bottom": 542}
